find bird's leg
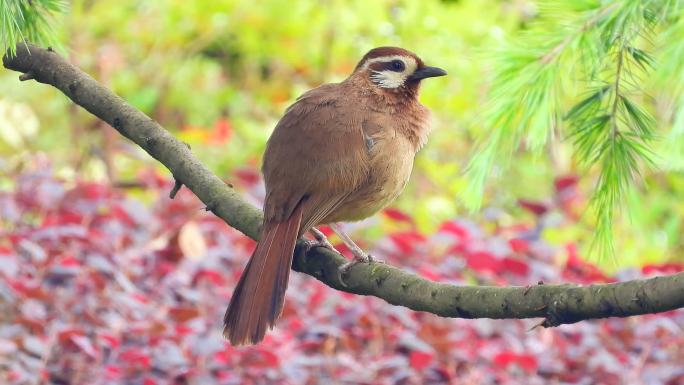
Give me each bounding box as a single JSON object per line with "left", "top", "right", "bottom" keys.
{"left": 330, "top": 223, "right": 377, "bottom": 263}
{"left": 305, "top": 227, "right": 340, "bottom": 254}
{"left": 330, "top": 223, "right": 380, "bottom": 286}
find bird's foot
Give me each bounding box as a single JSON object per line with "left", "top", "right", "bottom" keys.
{"left": 307, "top": 227, "right": 340, "bottom": 254}
{"left": 300, "top": 239, "right": 339, "bottom": 256}
{"left": 339, "top": 252, "right": 373, "bottom": 272}
{"left": 347, "top": 243, "right": 385, "bottom": 265}
{"left": 326, "top": 223, "right": 384, "bottom": 286}
{"left": 337, "top": 251, "right": 384, "bottom": 287}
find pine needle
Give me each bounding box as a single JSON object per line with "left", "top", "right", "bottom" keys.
{"left": 0, "top": 0, "right": 67, "bottom": 56}
{"left": 463, "top": 0, "right": 677, "bottom": 259}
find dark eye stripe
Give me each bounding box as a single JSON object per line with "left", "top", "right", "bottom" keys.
{"left": 387, "top": 60, "right": 405, "bottom": 72}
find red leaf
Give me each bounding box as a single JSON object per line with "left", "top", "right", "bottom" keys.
{"left": 119, "top": 349, "right": 152, "bottom": 369}
{"left": 501, "top": 257, "right": 529, "bottom": 276}
{"left": 565, "top": 243, "right": 579, "bottom": 262}
{"left": 508, "top": 238, "right": 529, "bottom": 253}
{"left": 6, "top": 370, "right": 22, "bottom": 382}
{"left": 57, "top": 329, "right": 86, "bottom": 345}
{"left": 132, "top": 293, "right": 150, "bottom": 304}
{"left": 109, "top": 204, "right": 137, "bottom": 227}
{"left": 409, "top": 351, "right": 434, "bottom": 370}
{"left": 104, "top": 365, "right": 122, "bottom": 379}
{"left": 208, "top": 118, "right": 233, "bottom": 145}
{"left": 563, "top": 244, "right": 613, "bottom": 283}
{"left": 465, "top": 251, "right": 501, "bottom": 274}
{"left": 214, "top": 370, "right": 235, "bottom": 380}
{"left": 42, "top": 210, "right": 83, "bottom": 226}
{"left": 70, "top": 335, "right": 98, "bottom": 358}
{"left": 136, "top": 168, "right": 167, "bottom": 188}
{"left": 7, "top": 279, "right": 50, "bottom": 300}
{"left": 234, "top": 168, "right": 261, "bottom": 186}
{"left": 554, "top": 175, "right": 579, "bottom": 192}
{"left": 79, "top": 182, "right": 112, "bottom": 200}
{"left": 288, "top": 317, "right": 303, "bottom": 333}
{"left": 175, "top": 324, "right": 195, "bottom": 336}
{"left": 194, "top": 269, "right": 225, "bottom": 285}
{"left": 438, "top": 221, "right": 470, "bottom": 239}
{"left": 383, "top": 208, "right": 414, "bottom": 223}
{"left": 99, "top": 333, "right": 120, "bottom": 349}
{"left": 256, "top": 349, "right": 279, "bottom": 367}
{"left": 315, "top": 225, "right": 333, "bottom": 237}
{"left": 308, "top": 285, "right": 326, "bottom": 308}
{"left": 517, "top": 199, "right": 549, "bottom": 216}
{"left": 493, "top": 352, "right": 538, "bottom": 373}
{"left": 642, "top": 263, "right": 683, "bottom": 275}
{"left": 214, "top": 350, "right": 232, "bottom": 365}
{"left": 58, "top": 255, "right": 81, "bottom": 267}
{"left": 389, "top": 231, "right": 426, "bottom": 254}
{"left": 514, "top": 354, "right": 538, "bottom": 373}
{"left": 168, "top": 307, "right": 201, "bottom": 323}
{"left": 417, "top": 265, "right": 441, "bottom": 281}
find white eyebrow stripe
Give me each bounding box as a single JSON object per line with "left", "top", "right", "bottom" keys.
{"left": 359, "top": 55, "right": 417, "bottom": 71}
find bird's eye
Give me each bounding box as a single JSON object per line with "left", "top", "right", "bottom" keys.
{"left": 389, "top": 60, "right": 405, "bottom": 72}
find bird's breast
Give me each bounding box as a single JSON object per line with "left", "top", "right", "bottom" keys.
{"left": 327, "top": 131, "right": 416, "bottom": 222}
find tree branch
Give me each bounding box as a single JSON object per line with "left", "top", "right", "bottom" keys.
{"left": 5, "top": 43, "right": 684, "bottom": 327}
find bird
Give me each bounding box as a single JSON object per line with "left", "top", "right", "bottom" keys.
{"left": 224, "top": 46, "right": 446, "bottom": 345}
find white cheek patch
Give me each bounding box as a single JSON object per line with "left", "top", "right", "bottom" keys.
{"left": 370, "top": 70, "right": 407, "bottom": 88}
{"left": 361, "top": 55, "right": 418, "bottom": 89}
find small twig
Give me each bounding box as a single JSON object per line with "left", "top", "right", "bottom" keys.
{"left": 523, "top": 281, "right": 544, "bottom": 295}
{"left": 169, "top": 142, "right": 192, "bottom": 199}
{"left": 527, "top": 319, "right": 546, "bottom": 332}
{"left": 169, "top": 178, "right": 183, "bottom": 199}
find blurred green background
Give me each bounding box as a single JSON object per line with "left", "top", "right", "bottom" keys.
{"left": 2, "top": 0, "right": 683, "bottom": 270}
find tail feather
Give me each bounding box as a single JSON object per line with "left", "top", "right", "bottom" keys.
{"left": 223, "top": 204, "right": 303, "bottom": 345}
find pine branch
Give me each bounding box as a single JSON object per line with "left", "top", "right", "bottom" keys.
{"left": 5, "top": 43, "right": 684, "bottom": 327}
{"left": 656, "top": 6, "right": 684, "bottom": 170}
{"left": 464, "top": 0, "right": 673, "bottom": 258}
{"left": 462, "top": 2, "right": 618, "bottom": 210}
{"left": 540, "top": 3, "right": 620, "bottom": 65}
{"left": 0, "top": 0, "right": 66, "bottom": 55}
{"left": 610, "top": 49, "right": 624, "bottom": 140}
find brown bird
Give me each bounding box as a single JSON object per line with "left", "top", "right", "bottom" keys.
{"left": 224, "top": 47, "right": 446, "bottom": 345}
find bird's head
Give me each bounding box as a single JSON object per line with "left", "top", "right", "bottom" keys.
{"left": 351, "top": 47, "right": 446, "bottom": 99}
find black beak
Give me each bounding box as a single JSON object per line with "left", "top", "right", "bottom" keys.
{"left": 409, "top": 66, "right": 447, "bottom": 81}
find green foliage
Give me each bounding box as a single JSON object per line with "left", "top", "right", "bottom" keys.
{"left": 658, "top": 7, "right": 684, "bottom": 169}
{"left": 464, "top": 0, "right": 684, "bottom": 258}
{"left": 0, "top": 0, "right": 66, "bottom": 55}
{"left": 2, "top": 0, "right": 517, "bottom": 224}
{"left": 3, "top": 0, "right": 684, "bottom": 267}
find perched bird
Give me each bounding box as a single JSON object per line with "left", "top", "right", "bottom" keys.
{"left": 224, "top": 47, "right": 446, "bottom": 345}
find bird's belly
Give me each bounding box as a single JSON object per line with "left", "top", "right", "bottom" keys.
{"left": 326, "top": 136, "right": 415, "bottom": 222}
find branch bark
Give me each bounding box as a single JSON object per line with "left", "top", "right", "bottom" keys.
{"left": 5, "top": 44, "right": 684, "bottom": 327}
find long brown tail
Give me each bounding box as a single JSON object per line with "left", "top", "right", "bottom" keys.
{"left": 223, "top": 204, "right": 303, "bottom": 345}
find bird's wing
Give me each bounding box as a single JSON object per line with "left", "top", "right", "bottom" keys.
{"left": 261, "top": 83, "right": 370, "bottom": 229}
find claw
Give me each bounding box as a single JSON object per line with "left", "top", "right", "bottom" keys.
{"left": 325, "top": 223, "right": 389, "bottom": 286}
{"left": 308, "top": 227, "right": 340, "bottom": 254}
{"left": 337, "top": 252, "right": 383, "bottom": 287}
{"left": 301, "top": 239, "right": 336, "bottom": 256}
